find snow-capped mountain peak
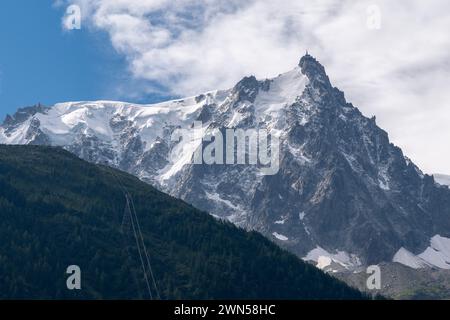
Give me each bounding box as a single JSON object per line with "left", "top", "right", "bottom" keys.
{"left": 2, "top": 54, "right": 450, "bottom": 269}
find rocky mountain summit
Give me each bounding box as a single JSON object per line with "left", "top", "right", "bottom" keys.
{"left": 2, "top": 54, "right": 450, "bottom": 270}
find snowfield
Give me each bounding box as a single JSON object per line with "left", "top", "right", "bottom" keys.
{"left": 393, "top": 235, "right": 450, "bottom": 269}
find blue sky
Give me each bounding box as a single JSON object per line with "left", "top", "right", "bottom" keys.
{"left": 0, "top": 0, "right": 166, "bottom": 121}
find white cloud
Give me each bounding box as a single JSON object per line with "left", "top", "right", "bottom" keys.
{"left": 57, "top": 0, "right": 450, "bottom": 174}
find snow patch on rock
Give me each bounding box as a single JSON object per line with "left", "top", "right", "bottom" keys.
{"left": 272, "top": 232, "right": 289, "bottom": 241}
{"left": 434, "top": 174, "right": 450, "bottom": 186}
{"left": 304, "top": 246, "right": 362, "bottom": 271}
{"left": 393, "top": 235, "right": 450, "bottom": 269}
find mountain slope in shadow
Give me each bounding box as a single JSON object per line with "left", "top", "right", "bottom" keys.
{"left": 0, "top": 145, "right": 367, "bottom": 299}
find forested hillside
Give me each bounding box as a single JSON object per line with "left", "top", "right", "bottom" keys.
{"left": 0, "top": 145, "right": 366, "bottom": 299}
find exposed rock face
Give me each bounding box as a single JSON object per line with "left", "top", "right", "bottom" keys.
{"left": 2, "top": 54, "right": 450, "bottom": 268}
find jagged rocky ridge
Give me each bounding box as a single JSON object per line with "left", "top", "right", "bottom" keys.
{"left": 2, "top": 54, "right": 450, "bottom": 270}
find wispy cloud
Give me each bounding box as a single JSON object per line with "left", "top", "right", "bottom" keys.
{"left": 56, "top": 0, "right": 450, "bottom": 174}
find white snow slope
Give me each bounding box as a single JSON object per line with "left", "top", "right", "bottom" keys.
{"left": 434, "top": 174, "right": 450, "bottom": 186}
{"left": 393, "top": 235, "right": 450, "bottom": 269}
